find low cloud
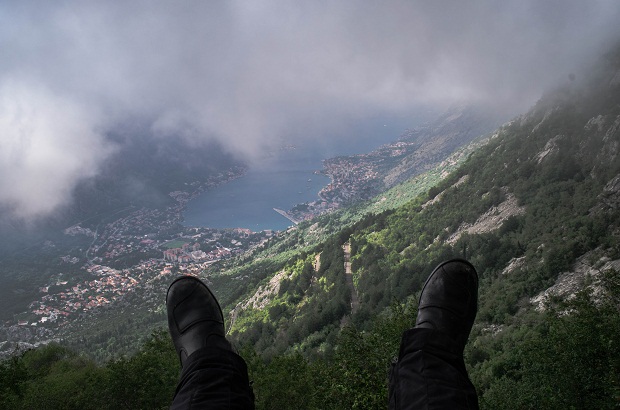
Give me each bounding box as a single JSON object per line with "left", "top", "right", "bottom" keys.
{"left": 0, "top": 79, "right": 113, "bottom": 219}
{"left": 1, "top": 1, "right": 620, "bottom": 220}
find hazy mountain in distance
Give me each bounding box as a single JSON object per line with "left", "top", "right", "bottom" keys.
{"left": 383, "top": 104, "right": 509, "bottom": 187}
{"left": 316, "top": 103, "right": 509, "bottom": 207}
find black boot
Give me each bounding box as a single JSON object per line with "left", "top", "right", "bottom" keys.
{"left": 166, "top": 275, "right": 232, "bottom": 367}
{"left": 388, "top": 259, "right": 480, "bottom": 409}
{"left": 414, "top": 258, "right": 478, "bottom": 353}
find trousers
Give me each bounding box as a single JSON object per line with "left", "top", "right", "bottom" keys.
{"left": 170, "top": 347, "right": 255, "bottom": 410}
{"left": 171, "top": 328, "right": 477, "bottom": 409}
{"left": 388, "top": 328, "right": 479, "bottom": 409}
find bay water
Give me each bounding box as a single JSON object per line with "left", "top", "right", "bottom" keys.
{"left": 182, "top": 112, "right": 434, "bottom": 231}
{"left": 183, "top": 152, "right": 329, "bottom": 231}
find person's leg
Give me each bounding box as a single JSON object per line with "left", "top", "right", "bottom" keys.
{"left": 389, "top": 259, "right": 479, "bottom": 410}
{"left": 171, "top": 347, "right": 254, "bottom": 410}
{"left": 167, "top": 276, "right": 254, "bottom": 410}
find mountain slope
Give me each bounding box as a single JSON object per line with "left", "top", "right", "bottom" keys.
{"left": 315, "top": 104, "right": 505, "bottom": 207}
{"left": 223, "top": 43, "right": 620, "bottom": 406}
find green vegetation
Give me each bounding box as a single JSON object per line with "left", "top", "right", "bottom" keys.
{"left": 0, "top": 331, "right": 178, "bottom": 409}
{"left": 474, "top": 273, "right": 620, "bottom": 409}
{"left": 1, "top": 274, "right": 618, "bottom": 409}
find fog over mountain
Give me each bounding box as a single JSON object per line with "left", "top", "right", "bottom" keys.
{"left": 1, "top": 1, "right": 619, "bottom": 220}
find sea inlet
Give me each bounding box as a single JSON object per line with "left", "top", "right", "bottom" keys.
{"left": 182, "top": 112, "right": 430, "bottom": 231}
{"left": 182, "top": 150, "right": 329, "bottom": 231}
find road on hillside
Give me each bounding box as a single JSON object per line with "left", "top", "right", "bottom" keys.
{"left": 343, "top": 242, "right": 359, "bottom": 314}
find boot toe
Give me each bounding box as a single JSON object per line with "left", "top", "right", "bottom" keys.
{"left": 415, "top": 259, "right": 478, "bottom": 349}
{"left": 166, "top": 276, "right": 227, "bottom": 366}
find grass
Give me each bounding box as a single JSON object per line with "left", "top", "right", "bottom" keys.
{"left": 162, "top": 239, "right": 192, "bottom": 249}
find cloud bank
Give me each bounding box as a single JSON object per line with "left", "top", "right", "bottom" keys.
{"left": 1, "top": 1, "right": 619, "bottom": 219}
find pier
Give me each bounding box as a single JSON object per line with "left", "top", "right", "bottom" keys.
{"left": 273, "top": 208, "right": 300, "bottom": 225}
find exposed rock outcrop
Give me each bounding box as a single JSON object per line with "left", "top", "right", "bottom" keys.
{"left": 228, "top": 269, "right": 292, "bottom": 328}
{"left": 531, "top": 250, "right": 620, "bottom": 311}
{"left": 591, "top": 173, "right": 620, "bottom": 213}
{"left": 447, "top": 191, "right": 525, "bottom": 244}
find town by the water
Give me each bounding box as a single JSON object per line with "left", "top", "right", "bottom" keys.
{"left": 0, "top": 138, "right": 420, "bottom": 353}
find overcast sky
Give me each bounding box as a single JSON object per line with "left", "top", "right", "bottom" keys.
{"left": 1, "top": 1, "right": 619, "bottom": 220}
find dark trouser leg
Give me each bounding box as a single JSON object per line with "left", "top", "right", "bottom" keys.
{"left": 171, "top": 347, "right": 255, "bottom": 410}
{"left": 388, "top": 328, "right": 478, "bottom": 410}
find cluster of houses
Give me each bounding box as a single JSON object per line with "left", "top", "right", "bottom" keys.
{"left": 26, "top": 265, "right": 140, "bottom": 325}
{"left": 162, "top": 242, "right": 233, "bottom": 263}
{"left": 22, "top": 240, "right": 241, "bottom": 327}
{"left": 163, "top": 242, "right": 204, "bottom": 262}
